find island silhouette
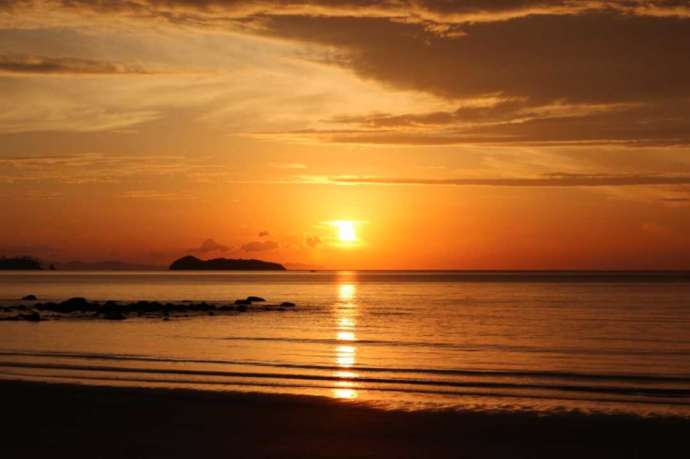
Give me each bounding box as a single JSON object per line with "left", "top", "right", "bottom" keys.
{"left": 0, "top": 256, "right": 42, "bottom": 270}
{"left": 169, "top": 255, "right": 286, "bottom": 271}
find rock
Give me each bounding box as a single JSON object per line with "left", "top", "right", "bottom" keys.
{"left": 58, "top": 297, "right": 91, "bottom": 312}
{"left": 1, "top": 311, "right": 44, "bottom": 322}
{"left": 102, "top": 311, "right": 127, "bottom": 320}
{"left": 280, "top": 302, "right": 296, "bottom": 307}
{"left": 246, "top": 296, "right": 266, "bottom": 302}
{"left": 20, "top": 311, "right": 41, "bottom": 322}
{"left": 36, "top": 302, "right": 57, "bottom": 311}
{"left": 22, "top": 294, "right": 38, "bottom": 301}
{"left": 101, "top": 301, "right": 120, "bottom": 314}
{"left": 197, "top": 302, "right": 212, "bottom": 311}
{"left": 237, "top": 304, "right": 248, "bottom": 312}
{"left": 235, "top": 299, "right": 251, "bottom": 305}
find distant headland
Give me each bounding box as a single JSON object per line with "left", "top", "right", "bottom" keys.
{"left": 169, "top": 255, "right": 286, "bottom": 271}
{"left": 0, "top": 256, "right": 42, "bottom": 270}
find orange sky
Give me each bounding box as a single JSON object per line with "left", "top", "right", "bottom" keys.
{"left": 2, "top": 1, "right": 690, "bottom": 269}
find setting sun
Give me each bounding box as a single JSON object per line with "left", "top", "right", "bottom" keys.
{"left": 332, "top": 221, "right": 358, "bottom": 243}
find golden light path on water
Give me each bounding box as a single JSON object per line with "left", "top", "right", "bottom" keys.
{"left": 333, "top": 281, "right": 359, "bottom": 400}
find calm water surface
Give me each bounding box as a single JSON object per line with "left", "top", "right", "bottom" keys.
{"left": 1, "top": 271, "right": 689, "bottom": 416}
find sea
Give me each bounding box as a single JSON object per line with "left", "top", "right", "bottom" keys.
{"left": 1, "top": 270, "right": 689, "bottom": 417}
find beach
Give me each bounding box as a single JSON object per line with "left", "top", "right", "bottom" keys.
{"left": 3, "top": 379, "right": 690, "bottom": 458}
{"left": 2, "top": 271, "right": 690, "bottom": 457}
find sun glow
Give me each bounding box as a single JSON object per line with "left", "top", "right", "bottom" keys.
{"left": 331, "top": 220, "right": 358, "bottom": 243}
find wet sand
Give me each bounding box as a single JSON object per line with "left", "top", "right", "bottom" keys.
{"left": 2, "top": 380, "right": 689, "bottom": 458}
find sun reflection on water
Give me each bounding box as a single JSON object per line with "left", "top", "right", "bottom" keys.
{"left": 338, "top": 284, "right": 356, "bottom": 301}
{"left": 333, "top": 281, "right": 359, "bottom": 400}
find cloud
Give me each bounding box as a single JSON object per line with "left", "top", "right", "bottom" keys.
{"left": 256, "top": 99, "right": 690, "bottom": 146}
{"left": 269, "top": 162, "right": 307, "bottom": 169}
{"left": 241, "top": 240, "right": 279, "bottom": 252}
{"left": 258, "top": 13, "right": 690, "bottom": 104}
{"left": 0, "top": 243, "right": 59, "bottom": 258}
{"left": 0, "top": 153, "right": 230, "bottom": 184}
{"left": 305, "top": 235, "right": 321, "bottom": 248}
{"left": 330, "top": 173, "right": 690, "bottom": 188}
{"left": 3, "top": 1, "right": 690, "bottom": 144}
{"left": 189, "top": 238, "right": 230, "bottom": 254}
{"left": 10, "top": 1, "right": 690, "bottom": 31}
{"left": 123, "top": 190, "right": 196, "bottom": 200}
{"left": 0, "top": 54, "right": 151, "bottom": 76}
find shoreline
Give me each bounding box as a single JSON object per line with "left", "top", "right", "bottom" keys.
{"left": 3, "top": 380, "right": 690, "bottom": 458}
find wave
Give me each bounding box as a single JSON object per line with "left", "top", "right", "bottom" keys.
{"left": 1, "top": 360, "right": 689, "bottom": 401}
{"left": 2, "top": 350, "right": 689, "bottom": 384}
{"left": 5, "top": 370, "right": 690, "bottom": 410}
{"left": 198, "top": 336, "right": 690, "bottom": 357}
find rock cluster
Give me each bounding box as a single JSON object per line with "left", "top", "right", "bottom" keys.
{"left": 0, "top": 295, "right": 296, "bottom": 322}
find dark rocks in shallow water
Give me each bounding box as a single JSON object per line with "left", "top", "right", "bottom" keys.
{"left": 101, "top": 301, "right": 119, "bottom": 313}
{"left": 22, "top": 295, "right": 38, "bottom": 301}
{"left": 0, "top": 311, "right": 41, "bottom": 322}
{"left": 198, "top": 302, "right": 212, "bottom": 311}
{"left": 58, "top": 297, "right": 91, "bottom": 313}
{"left": 21, "top": 311, "right": 41, "bottom": 322}
{"left": 1, "top": 297, "right": 296, "bottom": 320}
{"left": 130, "top": 301, "right": 163, "bottom": 313}
{"left": 36, "top": 302, "right": 57, "bottom": 312}
{"left": 102, "top": 311, "right": 126, "bottom": 321}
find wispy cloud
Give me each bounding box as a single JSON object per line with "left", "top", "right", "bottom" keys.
{"left": 0, "top": 54, "right": 153, "bottom": 76}
{"left": 330, "top": 173, "right": 690, "bottom": 188}
{"left": 0, "top": 153, "right": 230, "bottom": 184}
{"left": 187, "top": 238, "right": 230, "bottom": 255}
{"left": 7, "top": 1, "right": 690, "bottom": 31}
{"left": 269, "top": 162, "right": 307, "bottom": 169}
{"left": 241, "top": 240, "right": 279, "bottom": 252}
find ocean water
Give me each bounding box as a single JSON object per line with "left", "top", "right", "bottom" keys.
{"left": 1, "top": 271, "right": 689, "bottom": 417}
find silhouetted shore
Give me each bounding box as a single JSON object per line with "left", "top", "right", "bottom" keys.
{"left": 2, "top": 380, "right": 689, "bottom": 458}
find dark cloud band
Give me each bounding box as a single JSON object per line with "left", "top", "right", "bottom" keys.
{"left": 0, "top": 54, "right": 150, "bottom": 75}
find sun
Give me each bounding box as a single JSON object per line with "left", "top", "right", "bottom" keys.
{"left": 331, "top": 220, "right": 358, "bottom": 243}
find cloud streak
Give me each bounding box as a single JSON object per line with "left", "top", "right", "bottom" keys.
{"left": 8, "top": 1, "right": 690, "bottom": 30}
{"left": 188, "top": 238, "right": 230, "bottom": 254}
{"left": 331, "top": 173, "right": 690, "bottom": 188}
{"left": 0, "top": 54, "right": 152, "bottom": 76}
{"left": 241, "top": 240, "right": 279, "bottom": 252}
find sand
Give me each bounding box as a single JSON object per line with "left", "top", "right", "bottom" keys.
{"left": 2, "top": 380, "right": 689, "bottom": 458}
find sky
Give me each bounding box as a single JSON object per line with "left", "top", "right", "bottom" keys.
{"left": 1, "top": 0, "right": 690, "bottom": 269}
